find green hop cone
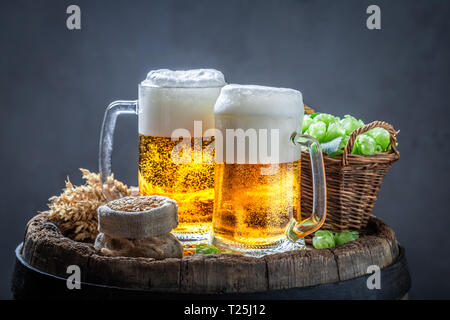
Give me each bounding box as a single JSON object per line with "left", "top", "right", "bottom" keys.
{"left": 305, "top": 121, "right": 327, "bottom": 143}
{"left": 375, "top": 144, "right": 383, "bottom": 153}
{"left": 324, "top": 122, "right": 346, "bottom": 142}
{"left": 195, "top": 243, "right": 220, "bottom": 254}
{"left": 314, "top": 113, "right": 340, "bottom": 128}
{"left": 334, "top": 231, "right": 359, "bottom": 246}
{"left": 337, "top": 134, "right": 350, "bottom": 154}
{"left": 302, "top": 114, "right": 313, "bottom": 134}
{"left": 366, "top": 127, "right": 390, "bottom": 152}
{"left": 353, "top": 134, "right": 376, "bottom": 155}
{"left": 312, "top": 230, "right": 335, "bottom": 249}
{"left": 340, "top": 115, "right": 364, "bottom": 135}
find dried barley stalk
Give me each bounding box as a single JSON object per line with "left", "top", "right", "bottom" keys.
{"left": 41, "top": 169, "right": 134, "bottom": 241}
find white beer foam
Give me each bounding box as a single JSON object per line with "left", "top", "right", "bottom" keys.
{"left": 139, "top": 69, "right": 225, "bottom": 137}
{"left": 141, "top": 69, "right": 226, "bottom": 88}
{"left": 214, "top": 84, "right": 303, "bottom": 117}
{"left": 214, "top": 84, "right": 304, "bottom": 164}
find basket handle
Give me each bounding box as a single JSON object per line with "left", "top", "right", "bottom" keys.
{"left": 342, "top": 121, "right": 399, "bottom": 166}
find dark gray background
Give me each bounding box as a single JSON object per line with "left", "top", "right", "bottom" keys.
{"left": 1, "top": 0, "right": 449, "bottom": 299}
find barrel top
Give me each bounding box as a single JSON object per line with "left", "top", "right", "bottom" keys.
{"left": 22, "top": 214, "right": 399, "bottom": 294}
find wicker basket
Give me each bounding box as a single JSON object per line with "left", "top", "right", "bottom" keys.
{"left": 300, "top": 120, "right": 400, "bottom": 231}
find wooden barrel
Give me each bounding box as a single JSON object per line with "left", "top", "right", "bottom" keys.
{"left": 11, "top": 214, "right": 411, "bottom": 299}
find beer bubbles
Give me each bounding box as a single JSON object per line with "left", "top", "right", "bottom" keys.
{"left": 138, "top": 69, "right": 226, "bottom": 243}
{"left": 212, "top": 85, "right": 305, "bottom": 253}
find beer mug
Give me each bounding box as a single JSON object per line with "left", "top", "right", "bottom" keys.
{"left": 99, "top": 69, "right": 226, "bottom": 243}
{"left": 211, "top": 84, "right": 327, "bottom": 255}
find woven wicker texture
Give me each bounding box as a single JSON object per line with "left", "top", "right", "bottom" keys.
{"left": 301, "top": 106, "right": 400, "bottom": 231}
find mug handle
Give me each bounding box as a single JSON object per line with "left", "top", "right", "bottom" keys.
{"left": 99, "top": 100, "right": 137, "bottom": 200}
{"left": 285, "top": 133, "right": 327, "bottom": 242}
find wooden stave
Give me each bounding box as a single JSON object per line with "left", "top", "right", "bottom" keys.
{"left": 12, "top": 243, "right": 411, "bottom": 300}
{"left": 19, "top": 213, "right": 401, "bottom": 295}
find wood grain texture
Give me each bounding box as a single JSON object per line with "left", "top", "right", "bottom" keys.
{"left": 22, "top": 213, "right": 399, "bottom": 293}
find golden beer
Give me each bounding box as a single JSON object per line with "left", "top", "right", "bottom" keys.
{"left": 99, "top": 69, "right": 225, "bottom": 245}
{"left": 211, "top": 84, "right": 327, "bottom": 255}
{"left": 139, "top": 134, "right": 215, "bottom": 235}
{"left": 213, "top": 161, "right": 301, "bottom": 247}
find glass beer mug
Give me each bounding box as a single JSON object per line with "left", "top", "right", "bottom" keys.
{"left": 99, "top": 69, "right": 226, "bottom": 244}
{"left": 211, "top": 84, "right": 327, "bottom": 256}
